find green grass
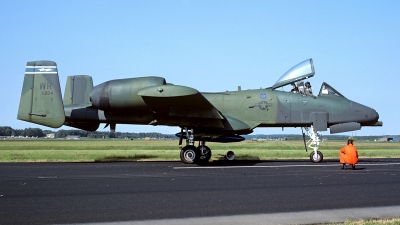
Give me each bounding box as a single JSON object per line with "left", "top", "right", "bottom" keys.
{"left": 0, "top": 139, "right": 399, "bottom": 162}
{"left": 327, "top": 218, "right": 400, "bottom": 225}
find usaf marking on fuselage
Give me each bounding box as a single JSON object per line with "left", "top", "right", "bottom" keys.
{"left": 258, "top": 101, "right": 271, "bottom": 110}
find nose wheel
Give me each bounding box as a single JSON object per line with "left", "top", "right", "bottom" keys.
{"left": 303, "top": 126, "right": 324, "bottom": 163}
{"left": 310, "top": 150, "right": 323, "bottom": 163}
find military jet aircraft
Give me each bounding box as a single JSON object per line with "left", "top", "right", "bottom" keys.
{"left": 18, "top": 59, "right": 382, "bottom": 164}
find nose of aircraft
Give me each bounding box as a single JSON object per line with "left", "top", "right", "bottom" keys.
{"left": 351, "top": 101, "right": 379, "bottom": 124}
{"left": 372, "top": 108, "right": 379, "bottom": 121}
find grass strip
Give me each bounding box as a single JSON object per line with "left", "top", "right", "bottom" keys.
{"left": 328, "top": 218, "right": 400, "bottom": 224}
{"left": 0, "top": 139, "right": 399, "bottom": 162}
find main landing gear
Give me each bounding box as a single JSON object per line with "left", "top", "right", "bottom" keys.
{"left": 303, "top": 126, "right": 323, "bottom": 163}
{"left": 179, "top": 142, "right": 212, "bottom": 164}
{"left": 178, "top": 128, "right": 233, "bottom": 164}
{"left": 179, "top": 128, "right": 211, "bottom": 164}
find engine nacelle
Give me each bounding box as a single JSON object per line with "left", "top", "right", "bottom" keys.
{"left": 90, "top": 76, "right": 166, "bottom": 111}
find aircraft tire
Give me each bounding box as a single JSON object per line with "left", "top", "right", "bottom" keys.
{"left": 310, "top": 151, "right": 323, "bottom": 163}
{"left": 180, "top": 146, "right": 198, "bottom": 164}
{"left": 197, "top": 145, "right": 212, "bottom": 165}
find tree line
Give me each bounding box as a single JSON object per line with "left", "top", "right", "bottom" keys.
{"left": 0, "top": 126, "right": 177, "bottom": 139}
{"left": 0, "top": 126, "right": 45, "bottom": 138}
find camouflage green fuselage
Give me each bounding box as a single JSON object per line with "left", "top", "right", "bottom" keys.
{"left": 204, "top": 89, "right": 373, "bottom": 129}
{"left": 64, "top": 84, "right": 377, "bottom": 135}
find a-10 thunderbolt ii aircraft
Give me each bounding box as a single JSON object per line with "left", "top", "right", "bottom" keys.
{"left": 18, "top": 59, "right": 382, "bottom": 164}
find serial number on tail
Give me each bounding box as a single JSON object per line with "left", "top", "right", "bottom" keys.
{"left": 42, "top": 91, "right": 54, "bottom": 95}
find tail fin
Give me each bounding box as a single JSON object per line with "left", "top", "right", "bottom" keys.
{"left": 62, "top": 75, "right": 100, "bottom": 132}
{"left": 63, "top": 75, "right": 93, "bottom": 106}
{"left": 17, "top": 61, "right": 65, "bottom": 128}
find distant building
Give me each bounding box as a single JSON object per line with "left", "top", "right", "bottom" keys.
{"left": 66, "top": 135, "right": 80, "bottom": 140}
{"left": 377, "top": 136, "right": 398, "bottom": 142}
{"left": 387, "top": 136, "right": 399, "bottom": 142}
{"left": 46, "top": 133, "right": 55, "bottom": 138}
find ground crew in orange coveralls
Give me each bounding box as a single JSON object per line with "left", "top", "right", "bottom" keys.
{"left": 340, "top": 139, "right": 358, "bottom": 170}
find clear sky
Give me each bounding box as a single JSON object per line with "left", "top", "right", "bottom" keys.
{"left": 1, "top": 1, "right": 398, "bottom": 136}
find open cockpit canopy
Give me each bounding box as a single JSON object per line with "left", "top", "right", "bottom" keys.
{"left": 271, "top": 58, "right": 315, "bottom": 89}
{"left": 270, "top": 59, "right": 347, "bottom": 99}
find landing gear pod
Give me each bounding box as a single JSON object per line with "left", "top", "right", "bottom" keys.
{"left": 225, "top": 151, "right": 235, "bottom": 160}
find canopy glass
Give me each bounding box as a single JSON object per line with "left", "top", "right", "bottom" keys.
{"left": 272, "top": 59, "right": 315, "bottom": 89}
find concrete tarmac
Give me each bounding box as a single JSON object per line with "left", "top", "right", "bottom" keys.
{"left": 0, "top": 158, "right": 399, "bottom": 224}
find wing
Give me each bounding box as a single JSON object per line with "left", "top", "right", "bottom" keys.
{"left": 138, "top": 84, "right": 250, "bottom": 132}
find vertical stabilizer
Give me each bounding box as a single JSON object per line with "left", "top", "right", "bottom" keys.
{"left": 17, "top": 61, "right": 65, "bottom": 128}
{"left": 63, "top": 75, "right": 93, "bottom": 106}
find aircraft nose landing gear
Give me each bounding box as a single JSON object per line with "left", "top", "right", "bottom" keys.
{"left": 303, "top": 126, "right": 324, "bottom": 163}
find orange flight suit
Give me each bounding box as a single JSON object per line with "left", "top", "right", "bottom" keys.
{"left": 340, "top": 147, "right": 346, "bottom": 164}
{"left": 340, "top": 144, "right": 358, "bottom": 165}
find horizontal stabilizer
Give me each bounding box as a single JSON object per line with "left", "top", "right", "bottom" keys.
{"left": 17, "top": 61, "right": 65, "bottom": 128}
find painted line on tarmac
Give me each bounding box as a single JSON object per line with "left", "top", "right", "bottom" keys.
{"left": 73, "top": 205, "right": 400, "bottom": 225}
{"left": 173, "top": 162, "right": 400, "bottom": 170}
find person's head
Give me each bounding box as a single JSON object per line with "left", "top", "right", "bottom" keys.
{"left": 305, "top": 81, "right": 311, "bottom": 88}
{"left": 347, "top": 139, "right": 354, "bottom": 145}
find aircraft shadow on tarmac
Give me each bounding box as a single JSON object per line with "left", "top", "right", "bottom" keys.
{"left": 198, "top": 158, "right": 334, "bottom": 166}
{"left": 94, "top": 154, "right": 156, "bottom": 162}
{"left": 92, "top": 156, "right": 394, "bottom": 169}
{"left": 341, "top": 167, "right": 366, "bottom": 170}
{"left": 185, "top": 158, "right": 394, "bottom": 168}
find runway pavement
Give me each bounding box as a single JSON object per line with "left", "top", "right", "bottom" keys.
{"left": 0, "top": 158, "right": 399, "bottom": 224}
